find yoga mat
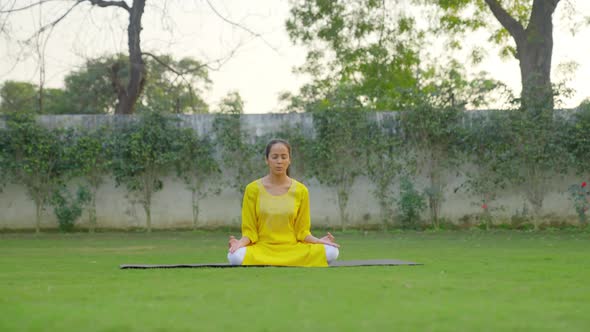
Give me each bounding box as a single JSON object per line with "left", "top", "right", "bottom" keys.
{"left": 119, "top": 259, "right": 422, "bottom": 269}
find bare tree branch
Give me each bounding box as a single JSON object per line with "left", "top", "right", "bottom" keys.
{"left": 25, "top": 0, "right": 84, "bottom": 42}
{"left": 87, "top": 0, "right": 130, "bottom": 12}
{"left": 204, "top": 0, "right": 279, "bottom": 54}
{"left": 484, "top": 0, "right": 526, "bottom": 44}
{"left": 0, "top": 0, "right": 59, "bottom": 13}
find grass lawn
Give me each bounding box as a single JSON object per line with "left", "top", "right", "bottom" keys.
{"left": 1, "top": 230, "right": 589, "bottom": 331}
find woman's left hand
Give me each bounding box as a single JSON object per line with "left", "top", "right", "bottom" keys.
{"left": 319, "top": 232, "right": 339, "bottom": 248}
{"left": 228, "top": 235, "right": 241, "bottom": 253}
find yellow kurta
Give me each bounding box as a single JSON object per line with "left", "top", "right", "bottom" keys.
{"left": 241, "top": 179, "right": 328, "bottom": 267}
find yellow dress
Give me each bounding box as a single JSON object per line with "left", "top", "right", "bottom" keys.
{"left": 241, "top": 178, "right": 328, "bottom": 267}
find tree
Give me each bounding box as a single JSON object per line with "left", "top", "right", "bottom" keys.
{"left": 213, "top": 92, "right": 266, "bottom": 204}
{"left": 217, "top": 91, "right": 245, "bottom": 115}
{"left": 569, "top": 100, "right": 590, "bottom": 179}
{"left": 63, "top": 54, "right": 211, "bottom": 114}
{"left": 0, "top": 128, "right": 8, "bottom": 193}
{"left": 112, "top": 112, "right": 181, "bottom": 232}
{"left": 0, "top": 81, "right": 37, "bottom": 114}
{"left": 399, "top": 97, "right": 464, "bottom": 229}
{"left": 364, "top": 113, "right": 405, "bottom": 228}
{"left": 309, "top": 109, "right": 367, "bottom": 230}
{"left": 423, "top": 0, "right": 576, "bottom": 112}
{"left": 285, "top": 0, "right": 510, "bottom": 113}
{"left": 286, "top": 0, "right": 424, "bottom": 111}
{"left": 175, "top": 130, "right": 220, "bottom": 230}
{"left": 0, "top": 81, "right": 71, "bottom": 114}
{"left": 0, "top": 0, "right": 265, "bottom": 115}
{"left": 502, "top": 108, "right": 571, "bottom": 228}
{"left": 67, "top": 126, "right": 114, "bottom": 232}
{"left": 0, "top": 0, "right": 146, "bottom": 114}
{"left": 88, "top": 0, "right": 147, "bottom": 114}
{"left": 140, "top": 55, "right": 210, "bottom": 114}
{"left": 461, "top": 111, "right": 515, "bottom": 229}
{"left": 2, "top": 113, "right": 68, "bottom": 233}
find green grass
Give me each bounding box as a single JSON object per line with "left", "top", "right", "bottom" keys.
{"left": 1, "top": 230, "right": 589, "bottom": 332}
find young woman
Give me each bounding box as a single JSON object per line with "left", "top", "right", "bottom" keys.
{"left": 227, "top": 139, "right": 340, "bottom": 267}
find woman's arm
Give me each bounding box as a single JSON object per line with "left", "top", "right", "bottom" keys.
{"left": 229, "top": 236, "right": 251, "bottom": 253}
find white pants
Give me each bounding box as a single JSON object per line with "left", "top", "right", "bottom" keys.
{"left": 227, "top": 245, "right": 339, "bottom": 266}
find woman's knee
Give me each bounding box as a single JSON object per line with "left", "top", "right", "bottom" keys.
{"left": 324, "top": 245, "right": 339, "bottom": 264}
{"left": 227, "top": 247, "right": 246, "bottom": 265}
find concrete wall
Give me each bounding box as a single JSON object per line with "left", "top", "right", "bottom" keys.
{"left": 0, "top": 113, "right": 580, "bottom": 230}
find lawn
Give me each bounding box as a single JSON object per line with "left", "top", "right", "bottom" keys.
{"left": 0, "top": 230, "right": 589, "bottom": 332}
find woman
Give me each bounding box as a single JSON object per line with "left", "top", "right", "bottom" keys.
{"left": 227, "top": 139, "right": 340, "bottom": 267}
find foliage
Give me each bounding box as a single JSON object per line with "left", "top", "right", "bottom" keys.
{"left": 399, "top": 96, "right": 464, "bottom": 228}
{"left": 212, "top": 113, "right": 266, "bottom": 201}
{"left": 567, "top": 182, "right": 589, "bottom": 224}
{"left": 460, "top": 110, "right": 515, "bottom": 229}
{"left": 396, "top": 176, "right": 427, "bottom": 229}
{"left": 213, "top": 92, "right": 266, "bottom": 204}
{"left": 63, "top": 54, "right": 210, "bottom": 114}
{"left": 0, "top": 128, "right": 6, "bottom": 192}
{"left": 503, "top": 108, "right": 571, "bottom": 228}
{"left": 1, "top": 113, "right": 69, "bottom": 233}
{"left": 50, "top": 185, "right": 92, "bottom": 232}
{"left": 364, "top": 113, "right": 405, "bottom": 227}
{"left": 309, "top": 109, "right": 368, "bottom": 230}
{"left": 285, "top": 0, "right": 424, "bottom": 112}
{"left": 568, "top": 101, "right": 590, "bottom": 178}
{"left": 0, "top": 81, "right": 69, "bottom": 114}
{"left": 175, "top": 129, "right": 221, "bottom": 229}
{"left": 0, "top": 81, "right": 37, "bottom": 114}
{"left": 139, "top": 55, "right": 211, "bottom": 114}
{"left": 416, "top": 0, "right": 529, "bottom": 55}
{"left": 111, "top": 112, "right": 182, "bottom": 232}
{"left": 66, "top": 126, "right": 114, "bottom": 232}
{"left": 417, "top": 0, "right": 576, "bottom": 112}
{"left": 217, "top": 91, "right": 245, "bottom": 115}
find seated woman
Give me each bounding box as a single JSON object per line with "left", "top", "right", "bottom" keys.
{"left": 227, "top": 139, "right": 340, "bottom": 267}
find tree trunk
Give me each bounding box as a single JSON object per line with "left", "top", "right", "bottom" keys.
{"left": 336, "top": 187, "right": 348, "bottom": 231}
{"left": 113, "top": 0, "right": 146, "bottom": 114}
{"left": 145, "top": 180, "right": 153, "bottom": 233}
{"left": 485, "top": 0, "right": 560, "bottom": 113}
{"left": 144, "top": 203, "right": 151, "bottom": 233}
{"left": 517, "top": 0, "right": 557, "bottom": 113}
{"left": 89, "top": 187, "right": 97, "bottom": 233}
{"left": 35, "top": 201, "right": 42, "bottom": 234}
{"left": 192, "top": 189, "right": 199, "bottom": 230}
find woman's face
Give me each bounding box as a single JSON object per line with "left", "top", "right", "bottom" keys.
{"left": 265, "top": 143, "right": 291, "bottom": 176}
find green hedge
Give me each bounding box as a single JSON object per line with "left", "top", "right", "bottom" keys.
{"left": 1, "top": 108, "right": 589, "bottom": 232}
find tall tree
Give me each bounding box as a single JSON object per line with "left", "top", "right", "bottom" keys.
{"left": 63, "top": 54, "right": 210, "bottom": 114}
{"left": 88, "top": 0, "right": 146, "bottom": 114}
{"left": 422, "top": 0, "right": 570, "bottom": 112}
{"left": 285, "top": 0, "right": 505, "bottom": 112}
{"left": 0, "top": 81, "right": 37, "bottom": 114}
{"left": 0, "top": 81, "right": 69, "bottom": 114}
{"left": 2, "top": 114, "right": 68, "bottom": 233}
{"left": 0, "top": 0, "right": 146, "bottom": 114}
{"left": 286, "top": 0, "right": 424, "bottom": 111}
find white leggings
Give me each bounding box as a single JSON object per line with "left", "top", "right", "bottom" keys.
{"left": 227, "top": 245, "right": 339, "bottom": 266}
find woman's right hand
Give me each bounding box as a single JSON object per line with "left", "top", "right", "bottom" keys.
{"left": 228, "top": 235, "right": 242, "bottom": 253}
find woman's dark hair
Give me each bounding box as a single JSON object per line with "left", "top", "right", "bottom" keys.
{"left": 265, "top": 139, "right": 292, "bottom": 176}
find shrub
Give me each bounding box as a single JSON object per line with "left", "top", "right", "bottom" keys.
{"left": 397, "top": 177, "right": 426, "bottom": 229}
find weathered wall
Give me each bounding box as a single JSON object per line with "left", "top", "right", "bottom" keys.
{"left": 0, "top": 113, "right": 580, "bottom": 230}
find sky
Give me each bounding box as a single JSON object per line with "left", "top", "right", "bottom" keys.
{"left": 1, "top": 0, "right": 589, "bottom": 114}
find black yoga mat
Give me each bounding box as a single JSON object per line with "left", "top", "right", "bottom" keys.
{"left": 119, "top": 259, "right": 422, "bottom": 269}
